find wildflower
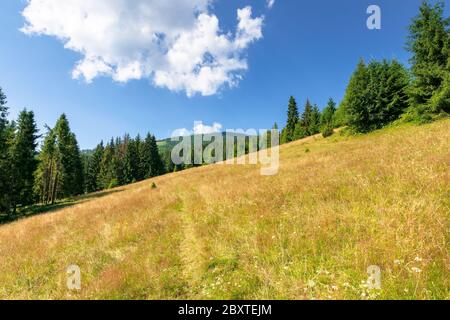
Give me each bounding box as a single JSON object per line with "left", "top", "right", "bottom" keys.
{"left": 307, "top": 280, "right": 316, "bottom": 288}
{"left": 414, "top": 256, "right": 423, "bottom": 262}
{"left": 394, "top": 259, "right": 403, "bottom": 265}
{"left": 331, "top": 285, "right": 339, "bottom": 291}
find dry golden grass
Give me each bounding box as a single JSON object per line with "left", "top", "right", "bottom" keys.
{"left": 0, "top": 120, "right": 449, "bottom": 300}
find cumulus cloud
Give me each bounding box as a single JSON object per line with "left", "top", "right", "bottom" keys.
{"left": 21, "top": 0, "right": 264, "bottom": 97}
{"left": 267, "top": 0, "right": 275, "bottom": 9}
{"left": 171, "top": 121, "right": 223, "bottom": 137}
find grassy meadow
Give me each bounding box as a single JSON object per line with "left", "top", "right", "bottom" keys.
{"left": 0, "top": 119, "right": 448, "bottom": 300}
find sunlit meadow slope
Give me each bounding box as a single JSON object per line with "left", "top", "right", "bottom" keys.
{"left": 0, "top": 120, "right": 449, "bottom": 300}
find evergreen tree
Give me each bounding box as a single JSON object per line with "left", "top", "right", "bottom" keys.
{"left": 98, "top": 139, "right": 117, "bottom": 189}
{"left": 34, "top": 127, "right": 57, "bottom": 204}
{"left": 407, "top": 1, "right": 450, "bottom": 116}
{"left": 85, "top": 142, "right": 104, "bottom": 193}
{"left": 0, "top": 87, "right": 9, "bottom": 212}
{"left": 149, "top": 134, "right": 164, "bottom": 177}
{"left": 309, "top": 104, "right": 322, "bottom": 135}
{"left": 139, "top": 133, "right": 153, "bottom": 179}
{"left": 68, "top": 132, "right": 84, "bottom": 196}
{"left": 8, "top": 110, "right": 39, "bottom": 211}
{"left": 53, "top": 114, "right": 84, "bottom": 198}
{"left": 123, "top": 136, "right": 139, "bottom": 184}
{"left": 343, "top": 59, "right": 409, "bottom": 132}
{"left": 285, "top": 96, "right": 299, "bottom": 142}
{"left": 321, "top": 98, "right": 337, "bottom": 128}
{"left": 293, "top": 122, "right": 308, "bottom": 140}
{"left": 301, "top": 99, "right": 313, "bottom": 134}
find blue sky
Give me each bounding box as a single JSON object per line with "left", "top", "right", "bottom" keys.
{"left": 0, "top": 0, "right": 446, "bottom": 149}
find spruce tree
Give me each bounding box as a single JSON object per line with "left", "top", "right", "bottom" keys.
{"left": 309, "top": 104, "right": 321, "bottom": 135}
{"left": 68, "top": 132, "right": 84, "bottom": 196}
{"left": 34, "top": 127, "right": 57, "bottom": 204}
{"left": 85, "top": 142, "right": 104, "bottom": 193}
{"left": 407, "top": 1, "right": 450, "bottom": 116}
{"left": 293, "top": 122, "right": 307, "bottom": 140}
{"left": 123, "top": 136, "right": 139, "bottom": 184}
{"left": 342, "top": 60, "right": 370, "bottom": 132}
{"left": 285, "top": 96, "right": 299, "bottom": 142}
{"left": 149, "top": 134, "right": 164, "bottom": 177}
{"left": 99, "top": 139, "right": 117, "bottom": 189}
{"left": 344, "top": 59, "right": 409, "bottom": 132}
{"left": 0, "top": 87, "right": 9, "bottom": 212}
{"left": 301, "top": 99, "right": 313, "bottom": 134}
{"left": 139, "top": 133, "right": 153, "bottom": 179}
{"left": 321, "top": 98, "right": 337, "bottom": 128}
{"left": 8, "top": 110, "right": 39, "bottom": 211}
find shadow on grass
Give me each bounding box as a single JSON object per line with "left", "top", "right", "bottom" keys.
{"left": 0, "top": 189, "right": 124, "bottom": 226}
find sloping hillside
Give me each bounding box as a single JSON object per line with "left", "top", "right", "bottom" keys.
{"left": 0, "top": 120, "right": 448, "bottom": 300}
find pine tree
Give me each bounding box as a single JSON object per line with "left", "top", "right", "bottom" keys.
{"left": 139, "top": 133, "right": 153, "bottom": 179}
{"left": 149, "top": 134, "right": 164, "bottom": 177}
{"left": 68, "top": 132, "right": 84, "bottom": 196}
{"left": 342, "top": 60, "right": 370, "bottom": 132}
{"left": 85, "top": 142, "right": 104, "bottom": 193}
{"left": 285, "top": 96, "right": 299, "bottom": 142}
{"left": 123, "top": 136, "right": 139, "bottom": 184}
{"left": 34, "top": 127, "right": 57, "bottom": 204}
{"left": 309, "top": 104, "right": 321, "bottom": 135}
{"left": 35, "top": 114, "right": 85, "bottom": 203}
{"left": 293, "top": 122, "right": 307, "bottom": 140}
{"left": 98, "top": 139, "right": 117, "bottom": 189}
{"left": 8, "top": 110, "right": 39, "bottom": 211}
{"left": 321, "top": 98, "right": 337, "bottom": 128}
{"left": 301, "top": 99, "right": 313, "bottom": 134}
{"left": 407, "top": 1, "right": 450, "bottom": 116}
{"left": 0, "top": 87, "right": 9, "bottom": 212}
{"left": 52, "top": 114, "right": 84, "bottom": 198}
{"left": 344, "top": 59, "right": 409, "bottom": 132}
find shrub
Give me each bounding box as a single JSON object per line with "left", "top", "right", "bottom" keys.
{"left": 322, "top": 126, "right": 334, "bottom": 138}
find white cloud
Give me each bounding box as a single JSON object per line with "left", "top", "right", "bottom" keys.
{"left": 171, "top": 121, "right": 222, "bottom": 137}
{"left": 267, "top": 0, "right": 275, "bottom": 9}
{"left": 21, "top": 0, "right": 264, "bottom": 97}
{"left": 194, "top": 121, "right": 223, "bottom": 134}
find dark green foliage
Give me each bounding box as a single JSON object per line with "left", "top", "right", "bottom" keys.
{"left": 8, "top": 110, "right": 39, "bottom": 211}
{"left": 301, "top": 99, "right": 313, "bottom": 133}
{"left": 321, "top": 98, "right": 337, "bottom": 128}
{"left": 407, "top": 1, "right": 450, "bottom": 117}
{"left": 35, "top": 114, "right": 84, "bottom": 204}
{"left": 98, "top": 139, "right": 116, "bottom": 190}
{"left": 94, "top": 132, "right": 165, "bottom": 190}
{"left": 285, "top": 96, "right": 299, "bottom": 142}
{"left": 54, "top": 114, "right": 84, "bottom": 198}
{"left": 0, "top": 87, "right": 9, "bottom": 212}
{"left": 85, "top": 142, "right": 104, "bottom": 193}
{"left": 293, "top": 122, "right": 308, "bottom": 140}
{"left": 333, "top": 102, "right": 349, "bottom": 127}
{"left": 343, "top": 59, "right": 410, "bottom": 132}
{"left": 309, "top": 104, "right": 321, "bottom": 135}
{"left": 151, "top": 182, "right": 157, "bottom": 189}
{"left": 34, "top": 127, "right": 56, "bottom": 204}
{"left": 124, "top": 135, "right": 140, "bottom": 184}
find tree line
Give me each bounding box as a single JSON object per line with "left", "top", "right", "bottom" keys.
{"left": 280, "top": 1, "right": 449, "bottom": 141}
{"left": 0, "top": 101, "right": 167, "bottom": 215}
{"left": 84, "top": 133, "right": 165, "bottom": 193}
